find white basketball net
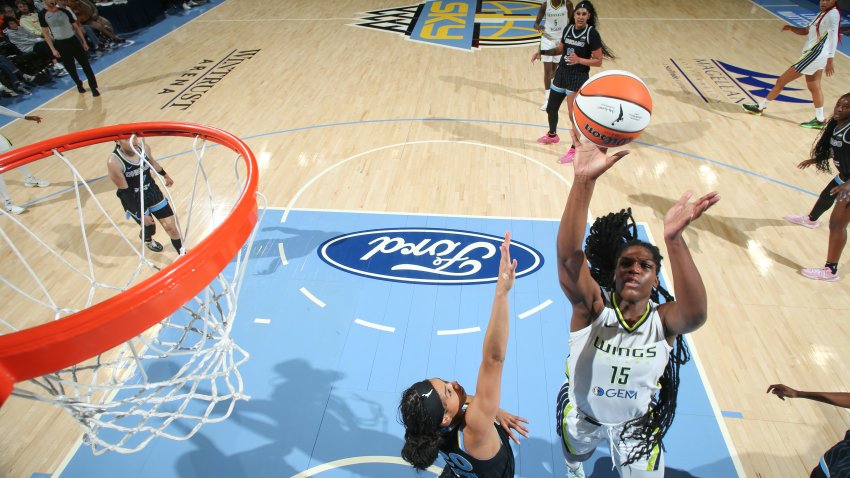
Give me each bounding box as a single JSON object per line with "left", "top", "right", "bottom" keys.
{"left": 0, "top": 131, "right": 262, "bottom": 454}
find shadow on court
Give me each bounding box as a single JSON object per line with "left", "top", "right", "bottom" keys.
{"left": 247, "top": 226, "right": 344, "bottom": 275}
{"left": 627, "top": 193, "right": 804, "bottom": 272}
{"left": 175, "top": 359, "right": 410, "bottom": 478}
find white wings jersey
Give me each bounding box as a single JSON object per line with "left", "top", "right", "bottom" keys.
{"left": 804, "top": 7, "right": 839, "bottom": 57}
{"left": 567, "top": 293, "right": 672, "bottom": 425}
{"left": 542, "top": 0, "right": 568, "bottom": 41}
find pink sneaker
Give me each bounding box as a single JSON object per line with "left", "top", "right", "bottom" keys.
{"left": 559, "top": 147, "right": 576, "bottom": 164}
{"left": 784, "top": 214, "right": 819, "bottom": 229}
{"left": 537, "top": 133, "right": 560, "bottom": 145}
{"left": 800, "top": 267, "right": 839, "bottom": 282}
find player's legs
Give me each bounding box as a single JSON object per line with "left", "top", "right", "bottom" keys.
{"left": 805, "top": 70, "right": 824, "bottom": 109}
{"left": 802, "top": 192, "right": 850, "bottom": 280}
{"left": 555, "top": 379, "right": 606, "bottom": 476}
{"left": 152, "top": 204, "right": 183, "bottom": 253}
{"left": 765, "top": 66, "right": 803, "bottom": 102}
{"left": 612, "top": 430, "right": 665, "bottom": 477}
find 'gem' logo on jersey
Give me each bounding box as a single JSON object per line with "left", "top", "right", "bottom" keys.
{"left": 663, "top": 59, "right": 811, "bottom": 105}
{"left": 351, "top": 1, "right": 544, "bottom": 51}
{"left": 591, "top": 387, "right": 638, "bottom": 399}
{"left": 319, "top": 228, "right": 544, "bottom": 285}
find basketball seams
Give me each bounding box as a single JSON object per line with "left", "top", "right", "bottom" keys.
{"left": 572, "top": 70, "right": 652, "bottom": 144}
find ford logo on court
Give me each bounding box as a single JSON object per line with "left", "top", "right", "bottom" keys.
{"left": 318, "top": 228, "right": 544, "bottom": 285}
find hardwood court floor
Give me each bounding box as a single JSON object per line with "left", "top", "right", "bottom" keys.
{"left": 1, "top": 0, "right": 848, "bottom": 476}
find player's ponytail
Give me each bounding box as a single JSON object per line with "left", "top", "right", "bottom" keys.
{"left": 583, "top": 208, "right": 689, "bottom": 467}
{"left": 810, "top": 92, "right": 850, "bottom": 174}
{"left": 399, "top": 384, "right": 446, "bottom": 471}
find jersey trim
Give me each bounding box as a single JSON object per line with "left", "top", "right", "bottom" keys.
{"left": 611, "top": 292, "right": 652, "bottom": 333}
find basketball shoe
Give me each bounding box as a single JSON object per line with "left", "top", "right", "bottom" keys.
{"left": 800, "top": 118, "right": 826, "bottom": 129}
{"left": 784, "top": 214, "right": 819, "bottom": 228}
{"left": 559, "top": 147, "right": 576, "bottom": 164}
{"left": 537, "top": 133, "right": 560, "bottom": 145}
{"left": 742, "top": 103, "right": 764, "bottom": 115}
{"left": 3, "top": 200, "right": 24, "bottom": 215}
{"left": 800, "top": 266, "right": 839, "bottom": 281}
{"left": 566, "top": 463, "right": 586, "bottom": 478}
{"left": 24, "top": 176, "right": 49, "bottom": 188}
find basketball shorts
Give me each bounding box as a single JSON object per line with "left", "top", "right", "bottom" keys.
{"left": 794, "top": 44, "right": 829, "bottom": 75}
{"left": 541, "top": 36, "right": 563, "bottom": 63}
{"left": 124, "top": 183, "right": 172, "bottom": 221}
{"left": 811, "top": 430, "right": 850, "bottom": 478}
{"left": 556, "top": 378, "right": 664, "bottom": 477}
{"left": 552, "top": 65, "right": 589, "bottom": 95}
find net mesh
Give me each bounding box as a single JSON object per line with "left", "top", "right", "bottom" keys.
{"left": 0, "top": 126, "right": 260, "bottom": 454}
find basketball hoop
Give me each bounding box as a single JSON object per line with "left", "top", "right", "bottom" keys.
{"left": 0, "top": 122, "right": 261, "bottom": 453}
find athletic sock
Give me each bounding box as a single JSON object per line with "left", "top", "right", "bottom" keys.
{"left": 815, "top": 107, "right": 825, "bottom": 122}
{"left": 826, "top": 262, "right": 838, "bottom": 274}
{"left": 758, "top": 99, "right": 769, "bottom": 110}
{"left": 171, "top": 238, "right": 183, "bottom": 253}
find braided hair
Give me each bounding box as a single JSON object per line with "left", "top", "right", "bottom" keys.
{"left": 583, "top": 208, "right": 690, "bottom": 466}
{"left": 810, "top": 92, "right": 850, "bottom": 174}
{"left": 399, "top": 385, "right": 445, "bottom": 471}
{"left": 570, "top": 0, "right": 616, "bottom": 59}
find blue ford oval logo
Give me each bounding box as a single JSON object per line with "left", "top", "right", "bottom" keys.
{"left": 318, "top": 228, "right": 544, "bottom": 285}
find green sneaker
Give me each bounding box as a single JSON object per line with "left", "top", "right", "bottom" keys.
{"left": 800, "top": 118, "right": 826, "bottom": 129}
{"left": 742, "top": 103, "right": 764, "bottom": 115}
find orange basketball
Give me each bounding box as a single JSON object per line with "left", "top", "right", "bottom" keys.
{"left": 571, "top": 70, "right": 652, "bottom": 148}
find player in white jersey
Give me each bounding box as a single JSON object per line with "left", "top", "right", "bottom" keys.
{"left": 742, "top": 0, "right": 840, "bottom": 129}
{"left": 533, "top": 0, "right": 572, "bottom": 110}
{"left": 555, "top": 143, "right": 719, "bottom": 477}
{"left": 0, "top": 105, "right": 50, "bottom": 215}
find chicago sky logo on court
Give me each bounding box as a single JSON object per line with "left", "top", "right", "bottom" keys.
{"left": 664, "top": 59, "right": 811, "bottom": 105}
{"left": 351, "top": 0, "right": 542, "bottom": 51}
{"left": 319, "top": 228, "right": 543, "bottom": 284}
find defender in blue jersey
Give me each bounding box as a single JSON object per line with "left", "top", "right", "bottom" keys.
{"left": 768, "top": 383, "right": 850, "bottom": 477}
{"left": 790, "top": 93, "right": 850, "bottom": 281}
{"left": 531, "top": 0, "right": 613, "bottom": 164}
{"left": 399, "top": 233, "right": 528, "bottom": 478}
{"left": 107, "top": 137, "right": 183, "bottom": 254}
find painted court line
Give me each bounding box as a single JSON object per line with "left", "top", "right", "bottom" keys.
{"left": 299, "top": 287, "right": 326, "bottom": 308}
{"left": 278, "top": 242, "right": 288, "bottom": 266}
{"left": 354, "top": 318, "right": 395, "bottom": 333}
{"left": 437, "top": 327, "right": 481, "bottom": 336}
{"left": 518, "top": 299, "right": 553, "bottom": 319}
{"left": 253, "top": 318, "right": 271, "bottom": 325}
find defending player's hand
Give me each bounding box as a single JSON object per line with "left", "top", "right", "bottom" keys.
{"left": 497, "top": 232, "right": 518, "bottom": 293}
{"left": 767, "top": 383, "right": 799, "bottom": 400}
{"left": 572, "top": 142, "right": 630, "bottom": 180}
{"left": 796, "top": 159, "right": 817, "bottom": 169}
{"left": 662, "top": 191, "right": 720, "bottom": 241}
{"left": 495, "top": 408, "right": 529, "bottom": 445}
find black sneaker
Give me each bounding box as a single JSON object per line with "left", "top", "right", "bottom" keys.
{"left": 145, "top": 239, "right": 164, "bottom": 252}
{"left": 77, "top": 83, "right": 85, "bottom": 93}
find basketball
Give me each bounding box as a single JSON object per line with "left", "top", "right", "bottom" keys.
{"left": 571, "top": 70, "right": 652, "bottom": 148}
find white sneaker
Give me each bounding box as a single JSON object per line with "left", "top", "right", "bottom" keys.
{"left": 3, "top": 201, "right": 25, "bottom": 214}
{"left": 566, "top": 463, "right": 586, "bottom": 478}
{"left": 800, "top": 266, "right": 839, "bottom": 282}
{"left": 784, "top": 214, "right": 819, "bottom": 229}
{"left": 24, "top": 177, "right": 50, "bottom": 188}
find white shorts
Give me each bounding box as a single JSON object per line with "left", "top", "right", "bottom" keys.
{"left": 541, "top": 36, "right": 562, "bottom": 63}
{"left": 558, "top": 391, "right": 664, "bottom": 476}
{"left": 794, "top": 48, "right": 829, "bottom": 76}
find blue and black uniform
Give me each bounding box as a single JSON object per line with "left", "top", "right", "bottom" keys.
{"left": 438, "top": 423, "right": 514, "bottom": 478}
{"left": 113, "top": 145, "right": 172, "bottom": 222}
{"left": 544, "top": 24, "right": 602, "bottom": 136}
{"left": 806, "top": 122, "right": 850, "bottom": 221}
